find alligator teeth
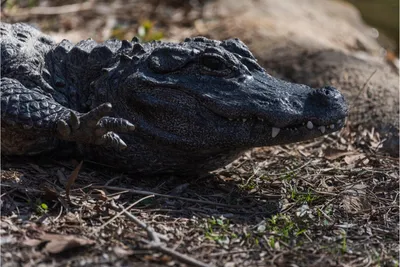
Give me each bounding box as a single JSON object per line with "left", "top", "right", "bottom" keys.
{"left": 271, "top": 127, "right": 280, "bottom": 138}
{"left": 330, "top": 124, "right": 335, "bottom": 129}
{"left": 242, "top": 118, "right": 247, "bottom": 122}
{"left": 306, "top": 121, "right": 313, "bottom": 129}
{"left": 258, "top": 117, "right": 264, "bottom": 122}
{"left": 228, "top": 118, "right": 233, "bottom": 121}
{"left": 318, "top": 126, "right": 326, "bottom": 133}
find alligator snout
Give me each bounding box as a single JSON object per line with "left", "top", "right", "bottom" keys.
{"left": 305, "top": 86, "right": 348, "bottom": 124}
{"left": 312, "top": 86, "right": 345, "bottom": 103}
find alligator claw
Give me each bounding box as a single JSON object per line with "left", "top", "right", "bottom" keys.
{"left": 91, "top": 103, "right": 112, "bottom": 119}
{"left": 97, "top": 117, "right": 136, "bottom": 134}
{"left": 96, "top": 132, "right": 128, "bottom": 150}
{"left": 56, "top": 103, "right": 135, "bottom": 149}
{"left": 57, "top": 119, "right": 71, "bottom": 137}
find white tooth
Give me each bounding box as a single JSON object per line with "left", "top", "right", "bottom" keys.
{"left": 337, "top": 119, "right": 342, "bottom": 124}
{"left": 242, "top": 118, "right": 247, "bottom": 122}
{"left": 229, "top": 118, "right": 233, "bottom": 121}
{"left": 306, "top": 121, "right": 313, "bottom": 129}
{"left": 318, "top": 126, "right": 326, "bottom": 133}
{"left": 258, "top": 117, "right": 264, "bottom": 122}
{"left": 271, "top": 127, "right": 280, "bottom": 138}
{"left": 330, "top": 124, "right": 335, "bottom": 129}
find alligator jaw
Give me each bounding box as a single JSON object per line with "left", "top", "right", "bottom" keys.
{"left": 218, "top": 115, "right": 346, "bottom": 146}
{"left": 195, "top": 69, "right": 348, "bottom": 147}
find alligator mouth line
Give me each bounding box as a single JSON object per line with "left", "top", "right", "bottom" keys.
{"left": 224, "top": 117, "right": 344, "bottom": 138}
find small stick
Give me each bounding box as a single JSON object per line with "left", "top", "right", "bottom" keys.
{"left": 118, "top": 204, "right": 213, "bottom": 267}
{"left": 96, "top": 194, "right": 154, "bottom": 231}
{"left": 94, "top": 185, "right": 251, "bottom": 209}
{"left": 349, "top": 69, "right": 377, "bottom": 110}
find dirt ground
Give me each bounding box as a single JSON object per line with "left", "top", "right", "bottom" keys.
{"left": 1, "top": 1, "right": 399, "bottom": 266}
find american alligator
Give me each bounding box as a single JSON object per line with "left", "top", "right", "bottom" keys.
{"left": 1, "top": 23, "right": 348, "bottom": 176}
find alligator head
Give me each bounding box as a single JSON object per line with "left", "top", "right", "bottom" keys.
{"left": 92, "top": 37, "right": 348, "bottom": 175}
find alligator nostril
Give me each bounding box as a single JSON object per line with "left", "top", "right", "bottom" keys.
{"left": 322, "top": 86, "right": 337, "bottom": 96}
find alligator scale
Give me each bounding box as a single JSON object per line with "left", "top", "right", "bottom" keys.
{"left": 1, "top": 23, "right": 348, "bottom": 176}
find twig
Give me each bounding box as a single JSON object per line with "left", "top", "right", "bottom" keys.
{"left": 0, "top": 183, "right": 42, "bottom": 193}
{"left": 120, "top": 204, "right": 160, "bottom": 244}
{"left": 94, "top": 185, "right": 251, "bottom": 209}
{"left": 267, "top": 159, "right": 313, "bottom": 176}
{"left": 350, "top": 69, "right": 377, "bottom": 110}
{"left": 210, "top": 249, "right": 261, "bottom": 257}
{"left": 316, "top": 208, "right": 334, "bottom": 222}
{"left": 118, "top": 204, "right": 213, "bottom": 267}
{"left": 96, "top": 194, "right": 154, "bottom": 232}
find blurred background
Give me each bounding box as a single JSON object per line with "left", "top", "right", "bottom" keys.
{"left": 346, "top": 0, "right": 398, "bottom": 55}
{"left": 1, "top": 0, "right": 399, "bottom": 55}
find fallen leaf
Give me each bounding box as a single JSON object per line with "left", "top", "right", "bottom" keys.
{"left": 323, "top": 147, "right": 355, "bottom": 160}
{"left": 22, "top": 238, "right": 43, "bottom": 247}
{"left": 341, "top": 184, "right": 370, "bottom": 213}
{"left": 341, "top": 195, "right": 369, "bottom": 213}
{"left": 89, "top": 189, "right": 108, "bottom": 201}
{"left": 113, "top": 246, "right": 134, "bottom": 257}
{"left": 344, "top": 154, "right": 365, "bottom": 165}
{"left": 66, "top": 161, "right": 83, "bottom": 202}
{"left": 42, "top": 186, "right": 59, "bottom": 201}
{"left": 64, "top": 212, "right": 81, "bottom": 225}
{"left": 40, "top": 233, "right": 95, "bottom": 254}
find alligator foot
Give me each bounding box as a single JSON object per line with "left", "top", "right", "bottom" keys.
{"left": 57, "top": 103, "right": 135, "bottom": 150}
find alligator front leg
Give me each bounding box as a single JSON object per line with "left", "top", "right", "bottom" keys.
{"left": 1, "top": 78, "right": 135, "bottom": 155}
{"left": 56, "top": 103, "right": 135, "bottom": 150}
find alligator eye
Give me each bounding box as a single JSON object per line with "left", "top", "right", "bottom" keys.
{"left": 200, "top": 56, "right": 227, "bottom": 71}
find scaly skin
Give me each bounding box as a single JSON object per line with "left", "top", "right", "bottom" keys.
{"left": 1, "top": 23, "right": 348, "bottom": 176}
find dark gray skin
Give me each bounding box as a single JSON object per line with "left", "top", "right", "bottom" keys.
{"left": 1, "top": 23, "right": 348, "bottom": 176}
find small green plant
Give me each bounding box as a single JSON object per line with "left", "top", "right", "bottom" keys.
{"left": 203, "top": 216, "right": 237, "bottom": 244}
{"left": 110, "top": 20, "right": 164, "bottom": 42}
{"left": 268, "top": 235, "right": 276, "bottom": 248}
{"left": 5, "top": 0, "right": 38, "bottom": 9}
{"left": 27, "top": 0, "right": 37, "bottom": 7}
{"left": 5, "top": 0, "right": 17, "bottom": 9}
{"left": 34, "top": 200, "right": 48, "bottom": 215}
{"left": 265, "top": 214, "right": 308, "bottom": 247}
{"left": 279, "top": 170, "right": 296, "bottom": 181}
{"left": 290, "top": 188, "right": 318, "bottom": 204}
{"left": 239, "top": 179, "right": 257, "bottom": 191}
{"left": 341, "top": 230, "right": 347, "bottom": 254}
{"left": 137, "top": 20, "right": 164, "bottom": 42}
